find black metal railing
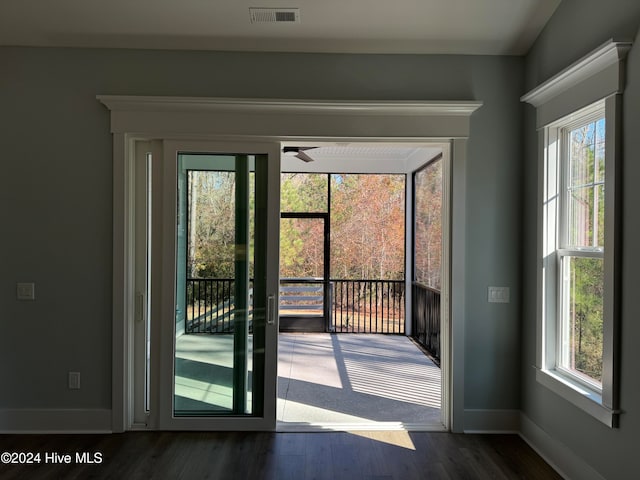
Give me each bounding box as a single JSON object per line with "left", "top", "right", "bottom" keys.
{"left": 185, "top": 277, "right": 406, "bottom": 335}
{"left": 411, "top": 282, "right": 440, "bottom": 363}
{"left": 185, "top": 278, "right": 253, "bottom": 334}
{"left": 332, "top": 279, "right": 405, "bottom": 334}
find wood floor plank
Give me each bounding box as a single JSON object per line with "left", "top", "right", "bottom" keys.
{"left": 330, "top": 434, "right": 365, "bottom": 480}
{"left": 0, "top": 431, "right": 562, "bottom": 480}
{"left": 304, "top": 431, "right": 334, "bottom": 480}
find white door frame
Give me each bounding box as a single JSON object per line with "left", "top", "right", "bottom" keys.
{"left": 101, "top": 96, "right": 481, "bottom": 433}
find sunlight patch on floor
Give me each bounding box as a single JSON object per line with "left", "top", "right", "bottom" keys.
{"left": 277, "top": 398, "right": 372, "bottom": 424}
{"left": 350, "top": 430, "right": 416, "bottom": 450}
{"left": 174, "top": 375, "right": 231, "bottom": 408}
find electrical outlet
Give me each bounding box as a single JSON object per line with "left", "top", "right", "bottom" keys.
{"left": 68, "top": 372, "right": 81, "bottom": 390}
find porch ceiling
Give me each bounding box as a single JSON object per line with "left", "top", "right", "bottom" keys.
{"left": 281, "top": 144, "right": 443, "bottom": 174}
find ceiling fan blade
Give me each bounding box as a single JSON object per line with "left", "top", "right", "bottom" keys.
{"left": 295, "top": 150, "right": 315, "bottom": 162}
{"left": 283, "top": 146, "right": 317, "bottom": 162}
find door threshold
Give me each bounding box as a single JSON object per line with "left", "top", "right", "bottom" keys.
{"left": 276, "top": 421, "right": 446, "bottom": 432}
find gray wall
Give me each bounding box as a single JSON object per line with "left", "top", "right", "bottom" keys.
{"left": 0, "top": 48, "right": 524, "bottom": 416}
{"left": 522, "top": 1, "right": 640, "bottom": 478}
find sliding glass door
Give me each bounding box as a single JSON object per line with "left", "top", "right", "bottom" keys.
{"left": 156, "top": 141, "right": 280, "bottom": 430}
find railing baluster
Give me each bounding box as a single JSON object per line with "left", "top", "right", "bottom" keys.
{"left": 397, "top": 283, "right": 400, "bottom": 334}
{"left": 215, "top": 280, "right": 219, "bottom": 332}
{"left": 394, "top": 282, "right": 397, "bottom": 334}
{"left": 386, "top": 280, "right": 390, "bottom": 333}
{"left": 204, "top": 279, "right": 208, "bottom": 333}
{"left": 388, "top": 281, "right": 391, "bottom": 334}
{"left": 349, "top": 280, "right": 350, "bottom": 332}
{"left": 228, "top": 279, "right": 231, "bottom": 333}
{"left": 335, "top": 281, "right": 339, "bottom": 331}
{"left": 342, "top": 280, "right": 345, "bottom": 332}
{"left": 386, "top": 280, "right": 389, "bottom": 333}
{"left": 389, "top": 281, "right": 392, "bottom": 333}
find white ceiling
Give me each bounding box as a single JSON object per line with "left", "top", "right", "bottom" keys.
{"left": 0, "top": 0, "right": 560, "bottom": 55}
{"left": 281, "top": 144, "right": 444, "bottom": 173}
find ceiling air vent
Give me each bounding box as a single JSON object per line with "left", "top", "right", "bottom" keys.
{"left": 249, "top": 8, "right": 300, "bottom": 24}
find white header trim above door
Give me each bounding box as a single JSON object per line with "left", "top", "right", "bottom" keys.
{"left": 98, "top": 96, "right": 481, "bottom": 117}
{"left": 98, "top": 96, "right": 482, "bottom": 139}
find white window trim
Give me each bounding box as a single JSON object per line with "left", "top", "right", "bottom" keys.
{"left": 522, "top": 40, "right": 630, "bottom": 428}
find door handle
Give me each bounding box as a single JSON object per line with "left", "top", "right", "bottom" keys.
{"left": 267, "top": 294, "right": 277, "bottom": 325}
{"left": 135, "top": 292, "right": 144, "bottom": 323}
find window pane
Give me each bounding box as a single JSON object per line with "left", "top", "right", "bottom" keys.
{"left": 330, "top": 174, "right": 405, "bottom": 280}
{"left": 569, "top": 133, "right": 592, "bottom": 187}
{"left": 561, "top": 256, "right": 604, "bottom": 384}
{"left": 596, "top": 184, "right": 605, "bottom": 247}
{"left": 280, "top": 217, "right": 325, "bottom": 279}
{"left": 414, "top": 159, "right": 442, "bottom": 289}
{"left": 566, "top": 117, "right": 605, "bottom": 249}
{"left": 281, "top": 173, "right": 328, "bottom": 212}
{"left": 595, "top": 140, "right": 605, "bottom": 184}
{"left": 567, "top": 186, "right": 593, "bottom": 247}
{"left": 176, "top": 154, "right": 262, "bottom": 417}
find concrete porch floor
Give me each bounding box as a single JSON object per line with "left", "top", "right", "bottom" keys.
{"left": 277, "top": 333, "right": 442, "bottom": 431}
{"left": 174, "top": 332, "right": 442, "bottom": 430}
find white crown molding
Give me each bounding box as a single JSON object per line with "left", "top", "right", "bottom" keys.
{"left": 521, "top": 40, "right": 632, "bottom": 107}
{"left": 97, "top": 95, "right": 482, "bottom": 117}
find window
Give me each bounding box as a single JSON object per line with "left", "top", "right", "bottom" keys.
{"left": 540, "top": 99, "right": 618, "bottom": 426}
{"left": 541, "top": 100, "right": 619, "bottom": 426}
{"left": 522, "top": 40, "right": 631, "bottom": 427}
{"left": 551, "top": 103, "right": 606, "bottom": 391}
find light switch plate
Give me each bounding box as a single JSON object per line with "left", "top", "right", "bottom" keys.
{"left": 17, "top": 283, "right": 35, "bottom": 301}
{"left": 488, "top": 286, "right": 510, "bottom": 303}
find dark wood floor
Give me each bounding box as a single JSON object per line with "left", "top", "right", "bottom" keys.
{"left": 0, "top": 431, "right": 562, "bottom": 479}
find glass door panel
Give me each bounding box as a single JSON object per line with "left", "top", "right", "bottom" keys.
{"left": 175, "top": 153, "right": 261, "bottom": 416}
{"left": 157, "top": 141, "right": 279, "bottom": 430}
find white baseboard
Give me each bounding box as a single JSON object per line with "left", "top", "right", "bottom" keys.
{"left": 0, "top": 409, "right": 112, "bottom": 433}
{"left": 519, "top": 413, "right": 605, "bottom": 480}
{"left": 463, "top": 409, "right": 520, "bottom": 433}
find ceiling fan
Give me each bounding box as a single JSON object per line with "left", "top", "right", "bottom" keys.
{"left": 282, "top": 146, "right": 317, "bottom": 162}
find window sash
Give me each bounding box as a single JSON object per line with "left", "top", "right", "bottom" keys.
{"left": 556, "top": 251, "right": 604, "bottom": 392}
{"left": 554, "top": 108, "right": 606, "bottom": 391}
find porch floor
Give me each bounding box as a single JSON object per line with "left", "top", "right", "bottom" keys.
{"left": 277, "top": 333, "right": 442, "bottom": 431}
{"left": 174, "top": 333, "right": 442, "bottom": 430}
